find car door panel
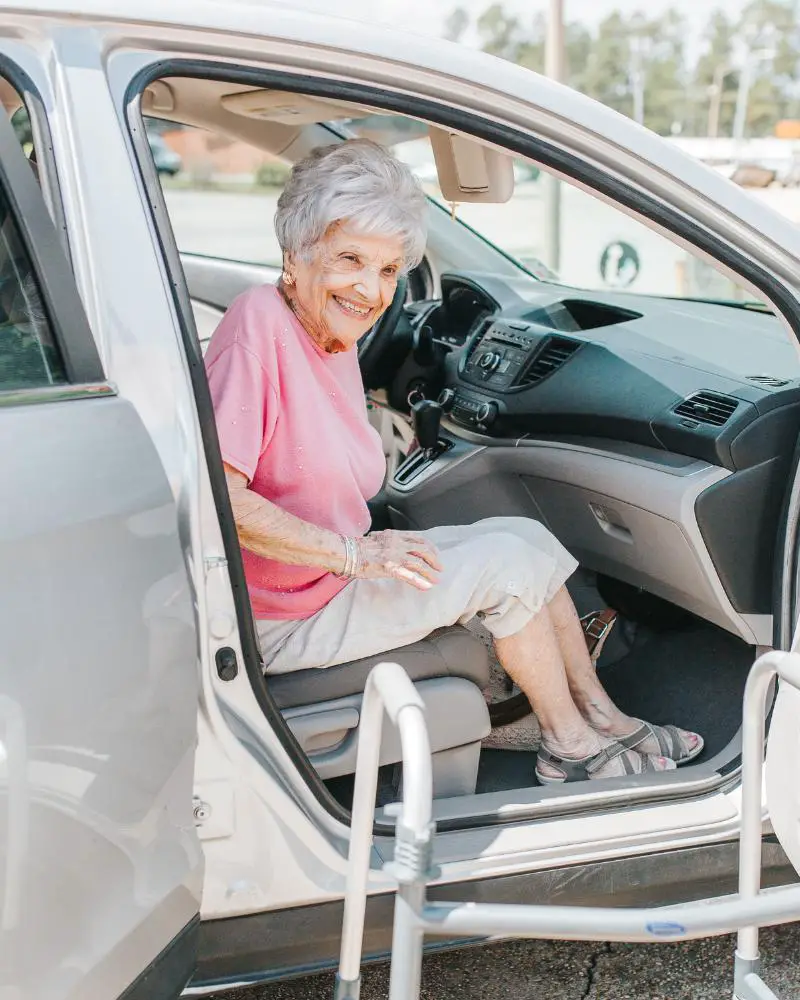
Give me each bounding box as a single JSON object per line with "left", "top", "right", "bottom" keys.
{"left": 180, "top": 253, "right": 279, "bottom": 350}
{"left": 180, "top": 251, "right": 280, "bottom": 308}
{"left": 0, "top": 397, "right": 203, "bottom": 1000}
{"left": 0, "top": 88, "right": 201, "bottom": 998}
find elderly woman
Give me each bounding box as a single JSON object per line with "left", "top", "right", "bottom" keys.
{"left": 205, "top": 139, "right": 703, "bottom": 784}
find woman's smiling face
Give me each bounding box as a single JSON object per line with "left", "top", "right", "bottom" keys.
{"left": 284, "top": 223, "right": 404, "bottom": 354}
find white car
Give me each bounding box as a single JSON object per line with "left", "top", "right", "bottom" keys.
{"left": 1, "top": 3, "right": 800, "bottom": 998}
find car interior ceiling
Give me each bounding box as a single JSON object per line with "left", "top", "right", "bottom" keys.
{"left": 138, "top": 73, "right": 799, "bottom": 817}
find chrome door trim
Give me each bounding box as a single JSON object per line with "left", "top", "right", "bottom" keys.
{"left": 0, "top": 382, "right": 116, "bottom": 407}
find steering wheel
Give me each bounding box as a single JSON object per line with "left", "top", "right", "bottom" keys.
{"left": 357, "top": 276, "right": 408, "bottom": 391}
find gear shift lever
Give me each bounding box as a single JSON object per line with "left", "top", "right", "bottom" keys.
{"left": 411, "top": 398, "right": 443, "bottom": 459}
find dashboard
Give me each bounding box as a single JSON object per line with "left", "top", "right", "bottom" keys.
{"left": 393, "top": 271, "right": 800, "bottom": 630}
{"left": 416, "top": 272, "right": 800, "bottom": 474}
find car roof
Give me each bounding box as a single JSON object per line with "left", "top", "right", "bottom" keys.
{"left": 7, "top": 0, "right": 800, "bottom": 276}
{"left": 3, "top": 0, "right": 430, "bottom": 38}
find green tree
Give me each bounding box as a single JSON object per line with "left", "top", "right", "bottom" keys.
{"left": 443, "top": 6, "right": 469, "bottom": 44}
{"left": 458, "top": 2, "right": 800, "bottom": 137}
{"left": 581, "top": 12, "right": 631, "bottom": 115}
{"left": 736, "top": 0, "right": 800, "bottom": 135}
{"left": 475, "top": 3, "right": 545, "bottom": 72}
{"left": 563, "top": 22, "right": 593, "bottom": 94}
{"left": 476, "top": 3, "right": 520, "bottom": 60}
{"left": 10, "top": 106, "right": 32, "bottom": 152}
{"left": 634, "top": 9, "right": 688, "bottom": 135}
{"left": 463, "top": 1, "right": 590, "bottom": 84}
{"left": 691, "top": 11, "right": 737, "bottom": 137}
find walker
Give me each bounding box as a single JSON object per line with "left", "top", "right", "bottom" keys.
{"left": 335, "top": 651, "right": 800, "bottom": 1000}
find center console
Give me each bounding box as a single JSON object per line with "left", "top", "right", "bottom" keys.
{"left": 449, "top": 318, "right": 582, "bottom": 432}
{"left": 390, "top": 319, "right": 581, "bottom": 487}
{"left": 390, "top": 392, "right": 479, "bottom": 495}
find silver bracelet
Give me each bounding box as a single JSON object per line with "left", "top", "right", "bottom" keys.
{"left": 344, "top": 535, "right": 356, "bottom": 578}
{"left": 350, "top": 536, "right": 363, "bottom": 578}
{"left": 336, "top": 534, "right": 350, "bottom": 578}
{"left": 337, "top": 534, "right": 360, "bottom": 579}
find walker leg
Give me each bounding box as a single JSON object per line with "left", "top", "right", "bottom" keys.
{"left": 388, "top": 883, "right": 426, "bottom": 1000}
{"left": 333, "top": 975, "right": 361, "bottom": 1000}
{"left": 734, "top": 952, "right": 780, "bottom": 1000}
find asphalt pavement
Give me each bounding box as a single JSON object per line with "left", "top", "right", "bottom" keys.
{"left": 209, "top": 925, "right": 800, "bottom": 1000}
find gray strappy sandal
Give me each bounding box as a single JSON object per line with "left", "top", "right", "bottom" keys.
{"left": 535, "top": 741, "right": 676, "bottom": 785}
{"left": 616, "top": 720, "right": 705, "bottom": 766}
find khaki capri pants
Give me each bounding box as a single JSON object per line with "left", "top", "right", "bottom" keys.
{"left": 257, "top": 517, "right": 579, "bottom": 675}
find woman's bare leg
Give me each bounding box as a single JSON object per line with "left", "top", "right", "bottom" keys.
{"left": 494, "top": 600, "right": 670, "bottom": 779}
{"left": 546, "top": 586, "right": 700, "bottom": 755}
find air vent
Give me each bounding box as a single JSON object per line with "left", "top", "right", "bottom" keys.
{"left": 673, "top": 391, "right": 739, "bottom": 427}
{"left": 746, "top": 374, "right": 790, "bottom": 388}
{"left": 461, "top": 317, "right": 493, "bottom": 367}
{"left": 517, "top": 337, "right": 580, "bottom": 386}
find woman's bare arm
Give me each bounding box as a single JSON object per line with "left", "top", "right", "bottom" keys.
{"left": 224, "top": 463, "right": 442, "bottom": 590}
{"left": 225, "top": 464, "right": 347, "bottom": 573}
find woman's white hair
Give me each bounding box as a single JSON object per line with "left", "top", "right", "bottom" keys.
{"left": 275, "top": 139, "right": 428, "bottom": 271}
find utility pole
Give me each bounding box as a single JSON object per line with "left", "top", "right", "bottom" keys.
{"left": 707, "top": 63, "right": 732, "bottom": 139}
{"left": 542, "top": 0, "right": 564, "bottom": 275}
{"left": 732, "top": 56, "right": 755, "bottom": 146}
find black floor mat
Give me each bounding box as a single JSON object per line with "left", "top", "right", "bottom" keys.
{"left": 476, "top": 622, "right": 753, "bottom": 795}
{"left": 599, "top": 622, "right": 753, "bottom": 761}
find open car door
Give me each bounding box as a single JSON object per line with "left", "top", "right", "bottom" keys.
{"left": 0, "top": 107, "right": 202, "bottom": 998}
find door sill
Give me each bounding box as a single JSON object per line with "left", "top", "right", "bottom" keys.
{"left": 376, "top": 756, "right": 737, "bottom": 833}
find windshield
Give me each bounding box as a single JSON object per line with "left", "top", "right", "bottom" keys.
{"left": 341, "top": 114, "right": 768, "bottom": 310}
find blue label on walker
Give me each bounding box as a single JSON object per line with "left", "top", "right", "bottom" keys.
{"left": 646, "top": 921, "right": 686, "bottom": 937}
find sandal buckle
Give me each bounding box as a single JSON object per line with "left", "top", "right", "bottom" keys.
{"left": 583, "top": 616, "right": 610, "bottom": 641}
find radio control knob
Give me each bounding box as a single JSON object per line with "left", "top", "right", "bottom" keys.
{"left": 437, "top": 388, "right": 456, "bottom": 412}
{"left": 477, "top": 401, "right": 499, "bottom": 427}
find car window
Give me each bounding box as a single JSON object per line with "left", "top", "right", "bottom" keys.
{"left": 342, "top": 114, "right": 766, "bottom": 308}
{"left": 0, "top": 196, "right": 66, "bottom": 390}
{"left": 146, "top": 117, "right": 286, "bottom": 266}
{"left": 0, "top": 97, "right": 67, "bottom": 392}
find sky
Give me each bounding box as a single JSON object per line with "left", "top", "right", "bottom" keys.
{"left": 291, "top": 0, "right": 750, "bottom": 50}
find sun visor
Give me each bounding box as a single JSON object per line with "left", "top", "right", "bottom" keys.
{"left": 429, "top": 127, "right": 514, "bottom": 203}
{"left": 142, "top": 80, "right": 176, "bottom": 114}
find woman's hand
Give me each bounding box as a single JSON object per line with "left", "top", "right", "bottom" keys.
{"left": 354, "top": 530, "right": 442, "bottom": 591}
{"left": 224, "top": 464, "right": 441, "bottom": 588}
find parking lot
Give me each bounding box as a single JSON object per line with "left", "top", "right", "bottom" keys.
{"left": 163, "top": 180, "right": 800, "bottom": 303}
{"left": 164, "top": 181, "right": 699, "bottom": 295}
{"left": 209, "top": 925, "right": 800, "bottom": 999}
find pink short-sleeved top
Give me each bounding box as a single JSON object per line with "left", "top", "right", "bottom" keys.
{"left": 205, "top": 284, "right": 386, "bottom": 620}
